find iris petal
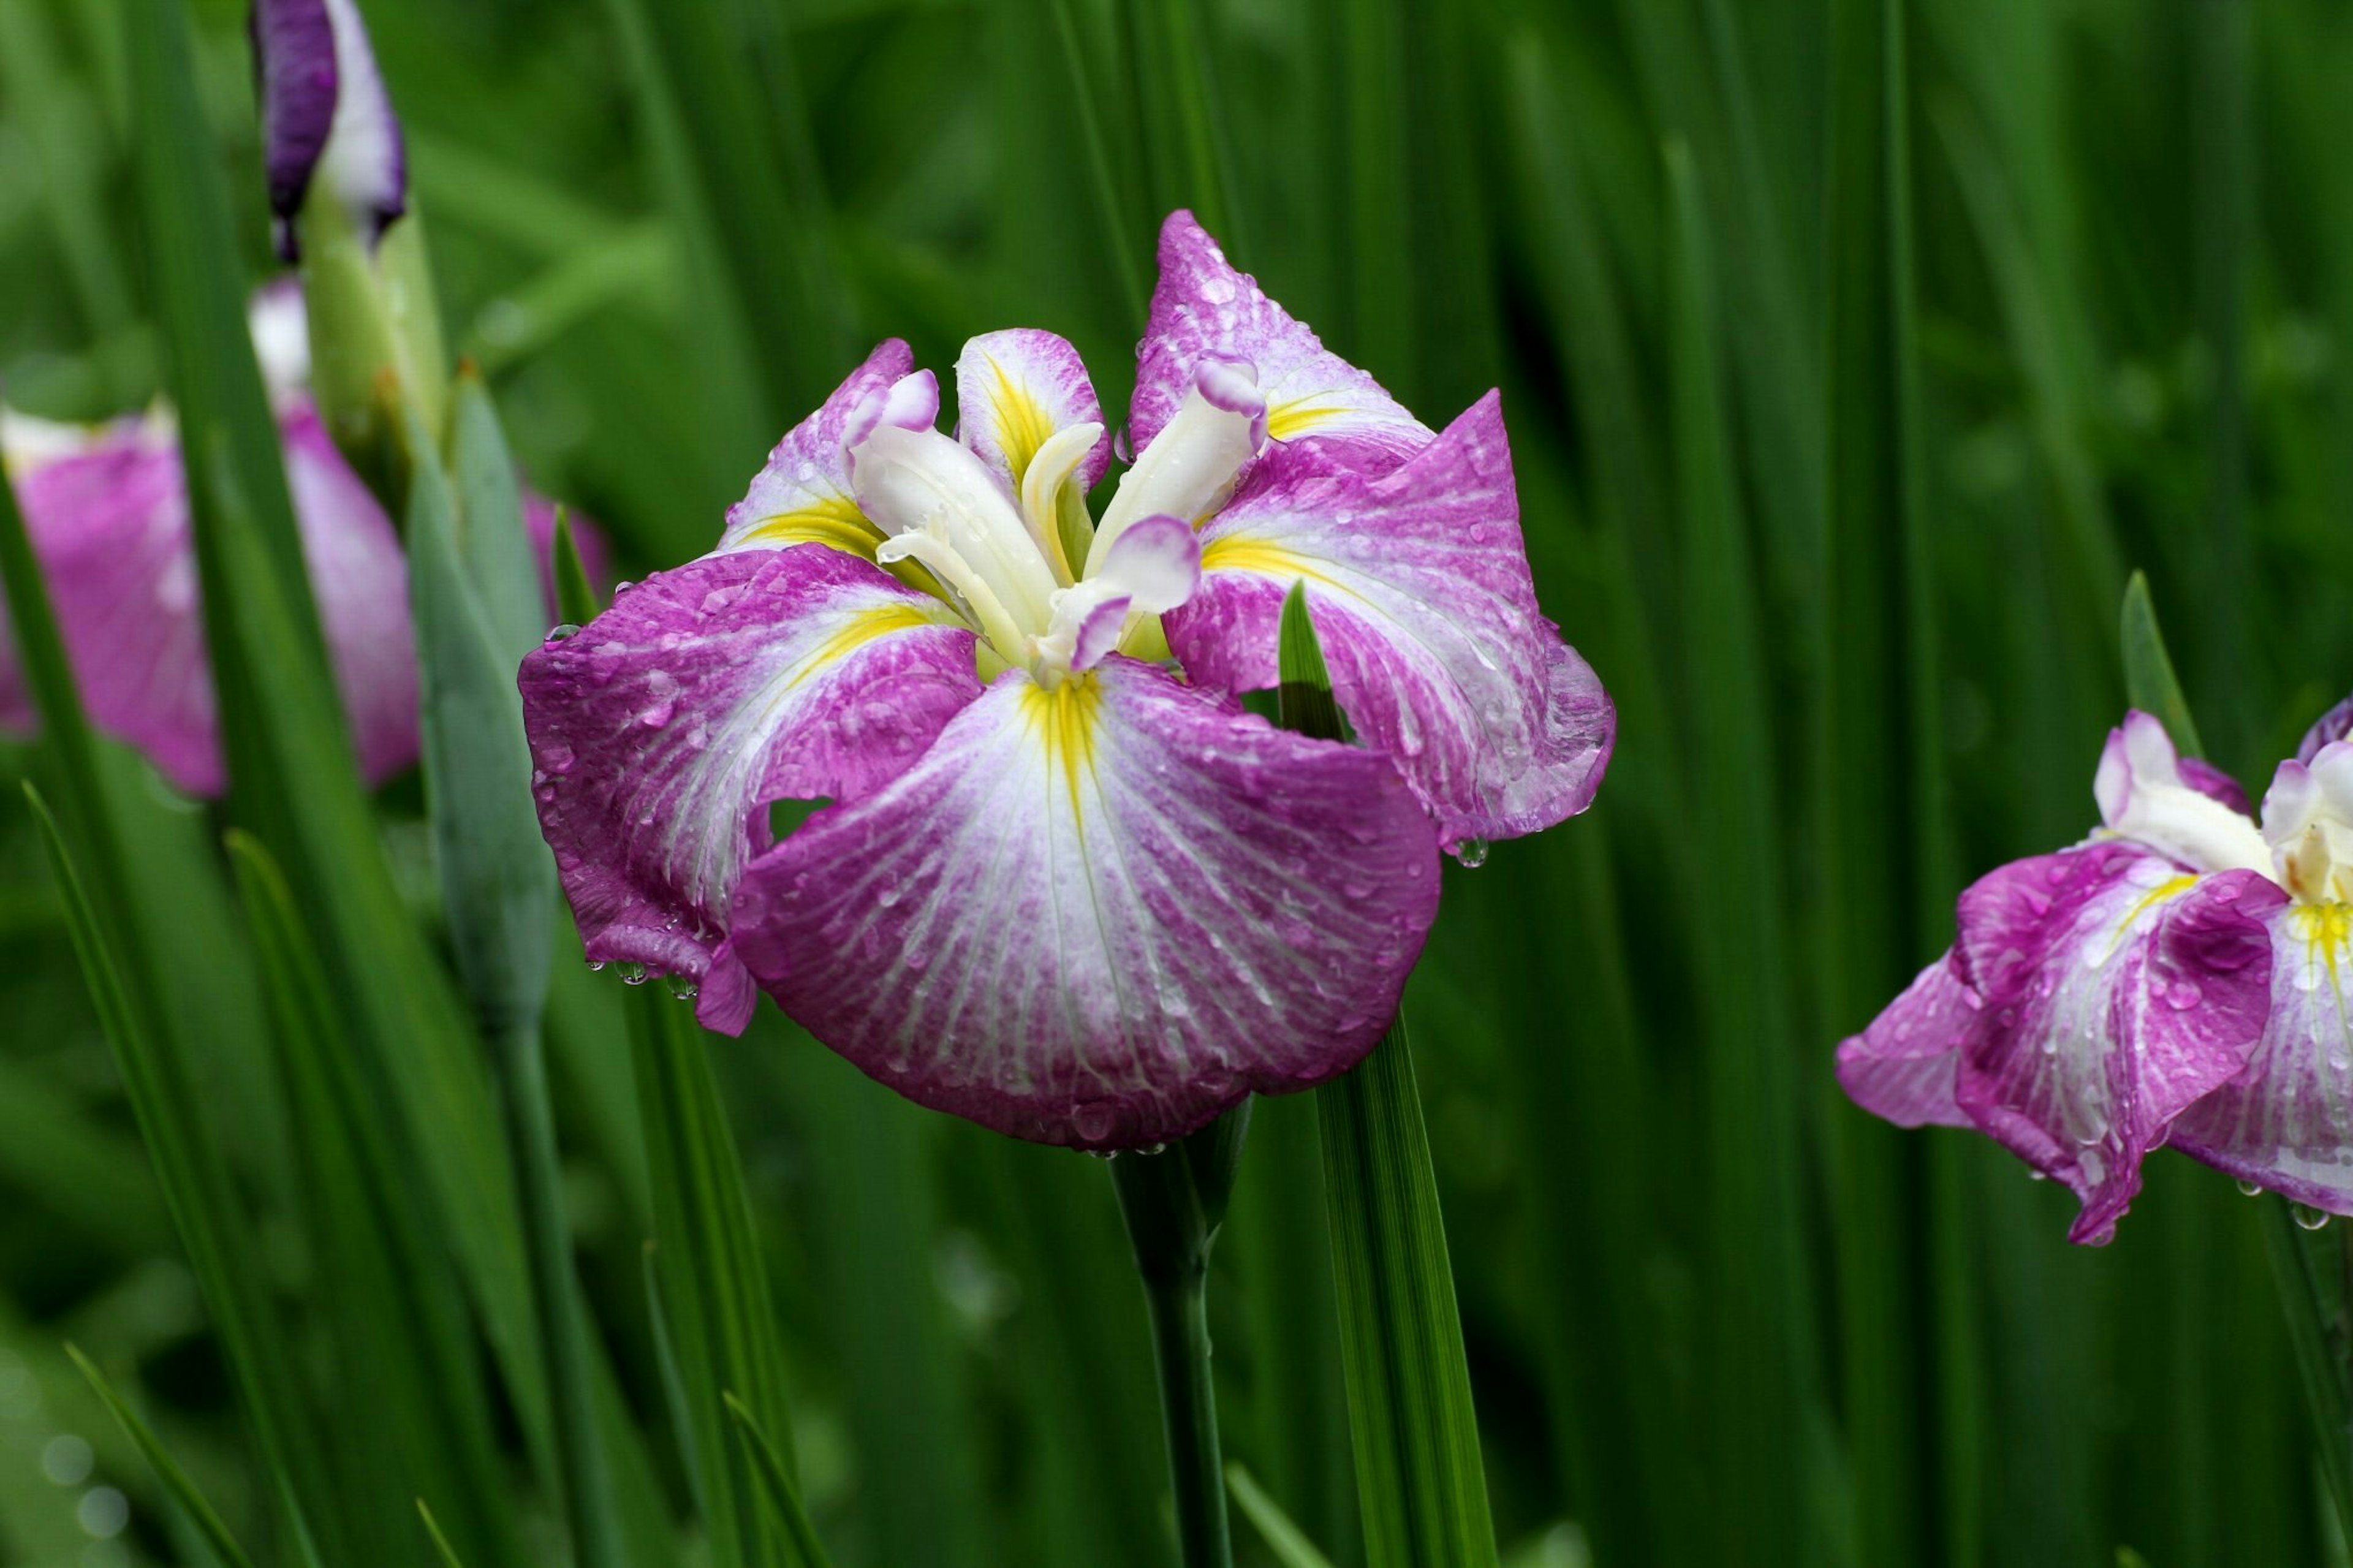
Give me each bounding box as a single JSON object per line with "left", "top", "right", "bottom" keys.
{"left": 729, "top": 656, "right": 1442, "bottom": 1148}
{"left": 953, "top": 328, "right": 1113, "bottom": 496}
{"left": 1164, "top": 393, "right": 1613, "bottom": 848}
{"left": 519, "top": 545, "right": 979, "bottom": 1033}
{"left": 1952, "top": 843, "right": 2274, "bottom": 1244}
{"left": 719, "top": 341, "right": 939, "bottom": 559}
{"left": 2172, "top": 885, "right": 2353, "bottom": 1214}
{"left": 1836, "top": 955, "right": 1976, "bottom": 1129}
{"left": 1132, "top": 211, "right": 1431, "bottom": 469}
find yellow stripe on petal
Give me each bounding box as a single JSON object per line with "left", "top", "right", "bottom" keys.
{"left": 740, "top": 497, "right": 889, "bottom": 557}
{"left": 1266, "top": 397, "right": 1350, "bottom": 442}
{"left": 1021, "top": 674, "right": 1103, "bottom": 824}
{"left": 988, "top": 355, "right": 1059, "bottom": 487}
{"left": 787, "top": 603, "right": 957, "bottom": 690}
{"left": 1198, "top": 535, "right": 1345, "bottom": 591}
{"left": 2293, "top": 903, "right": 2353, "bottom": 980}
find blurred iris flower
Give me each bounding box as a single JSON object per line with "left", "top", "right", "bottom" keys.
{"left": 521, "top": 212, "right": 1614, "bottom": 1148}
{"left": 1841, "top": 703, "right": 2353, "bottom": 1243}
{"left": 0, "top": 286, "right": 600, "bottom": 795}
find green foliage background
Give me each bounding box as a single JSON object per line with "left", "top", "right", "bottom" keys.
{"left": 1, "top": 0, "right": 2347, "bottom": 1563}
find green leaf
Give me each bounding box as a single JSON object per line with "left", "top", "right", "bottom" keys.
{"left": 68, "top": 1344, "right": 258, "bottom": 1568}
{"left": 1273, "top": 585, "right": 1498, "bottom": 1568}
{"left": 225, "top": 829, "right": 522, "bottom": 1568}
{"left": 418, "top": 1504, "right": 469, "bottom": 1568}
{"left": 2121, "top": 572, "right": 2207, "bottom": 759}
{"left": 634, "top": 991, "right": 800, "bottom": 1568}
{"left": 1226, "top": 1463, "right": 1336, "bottom": 1568}
{"left": 552, "top": 507, "right": 605, "bottom": 629}
{"left": 724, "top": 1393, "right": 836, "bottom": 1568}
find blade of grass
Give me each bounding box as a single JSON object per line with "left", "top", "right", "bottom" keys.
{"left": 67, "top": 1344, "right": 257, "bottom": 1568}
{"left": 551, "top": 507, "right": 605, "bottom": 630}
{"left": 1045, "top": 0, "right": 1148, "bottom": 319}
{"left": 1821, "top": 0, "right": 1938, "bottom": 1558}
{"left": 417, "top": 1504, "right": 468, "bottom": 1568}
{"left": 1275, "top": 585, "right": 1497, "bottom": 1568}
{"left": 1663, "top": 136, "right": 1821, "bottom": 1567}
{"left": 634, "top": 990, "right": 798, "bottom": 1568}
{"left": 225, "top": 828, "right": 522, "bottom": 1568}
{"left": 1226, "top": 1463, "right": 1337, "bottom": 1568}
{"left": 724, "top": 1393, "right": 836, "bottom": 1568}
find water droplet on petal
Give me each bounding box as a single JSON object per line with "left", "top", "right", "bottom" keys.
{"left": 667, "top": 974, "right": 700, "bottom": 1001}
{"left": 2237, "top": 1179, "right": 2266, "bottom": 1197}
{"left": 2165, "top": 979, "right": 2203, "bottom": 1009}
{"left": 1452, "top": 838, "right": 1490, "bottom": 869}
{"left": 586, "top": 960, "right": 607, "bottom": 972}
{"left": 545, "top": 623, "right": 582, "bottom": 643}
{"left": 2296, "top": 1203, "right": 2332, "bottom": 1230}
{"left": 617, "top": 961, "right": 649, "bottom": 986}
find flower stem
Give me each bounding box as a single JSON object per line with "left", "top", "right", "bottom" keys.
{"left": 1110, "top": 1112, "right": 1249, "bottom": 1568}
{"left": 2257, "top": 1195, "right": 2353, "bottom": 1539}
{"left": 492, "top": 1022, "right": 627, "bottom": 1568}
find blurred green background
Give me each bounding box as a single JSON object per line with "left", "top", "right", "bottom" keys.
{"left": 2, "top": 0, "right": 2349, "bottom": 1563}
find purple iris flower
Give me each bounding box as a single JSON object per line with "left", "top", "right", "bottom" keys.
{"left": 252, "top": 0, "right": 404, "bottom": 259}
{"left": 0, "top": 289, "right": 602, "bottom": 796}
{"left": 1840, "top": 705, "right": 2353, "bottom": 1243}
{"left": 520, "top": 211, "right": 1615, "bottom": 1149}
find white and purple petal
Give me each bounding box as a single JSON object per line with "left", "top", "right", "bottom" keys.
{"left": 1836, "top": 955, "right": 1977, "bottom": 1130}
{"left": 953, "top": 329, "right": 1112, "bottom": 494}
{"left": 1952, "top": 843, "right": 2274, "bottom": 1244}
{"left": 719, "top": 341, "right": 939, "bottom": 558}
{"left": 1163, "top": 393, "right": 1613, "bottom": 849}
{"left": 2093, "top": 710, "right": 2268, "bottom": 874}
{"left": 518, "top": 545, "right": 978, "bottom": 1032}
{"left": 2170, "top": 882, "right": 2353, "bottom": 1213}
{"left": 1, "top": 411, "right": 417, "bottom": 795}
{"left": 729, "top": 656, "right": 1442, "bottom": 1148}
{"left": 1132, "top": 212, "right": 1431, "bottom": 468}
{"left": 252, "top": 0, "right": 406, "bottom": 257}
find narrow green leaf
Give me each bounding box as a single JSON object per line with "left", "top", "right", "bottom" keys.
{"left": 2121, "top": 572, "right": 2207, "bottom": 759}
{"left": 417, "top": 1504, "right": 468, "bottom": 1568}
{"left": 552, "top": 507, "right": 605, "bottom": 629}
{"left": 634, "top": 990, "right": 799, "bottom": 1568}
{"left": 26, "top": 788, "right": 325, "bottom": 1568}
{"left": 225, "top": 829, "right": 521, "bottom": 1568}
{"left": 67, "top": 1344, "right": 257, "bottom": 1568}
{"left": 1226, "top": 1463, "right": 1337, "bottom": 1568}
{"left": 1274, "top": 585, "right": 1498, "bottom": 1568}
{"left": 724, "top": 1393, "right": 836, "bottom": 1568}
{"left": 447, "top": 371, "right": 553, "bottom": 657}
{"left": 1150, "top": 0, "right": 1245, "bottom": 249}
{"left": 1045, "top": 0, "right": 1148, "bottom": 318}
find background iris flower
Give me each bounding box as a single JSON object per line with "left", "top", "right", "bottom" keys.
{"left": 1843, "top": 703, "right": 2353, "bottom": 1243}
{"left": 0, "top": 289, "right": 600, "bottom": 795}
{"left": 521, "top": 213, "right": 1613, "bottom": 1148}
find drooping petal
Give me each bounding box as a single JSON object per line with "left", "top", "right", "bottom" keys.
{"left": 2093, "top": 709, "right": 2268, "bottom": 874}
{"left": 1163, "top": 393, "right": 1613, "bottom": 848}
{"left": 1, "top": 410, "right": 419, "bottom": 793}
{"left": 282, "top": 409, "right": 418, "bottom": 785}
{"left": 1952, "top": 843, "right": 2274, "bottom": 1244}
{"left": 719, "top": 341, "right": 939, "bottom": 558}
{"left": 1836, "top": 955, "right": 1977, "bottom": 1129}
{"left": 953, "top": 329, "right": 1113, "bottom": 494}
{"left": 252, "top": 0, "right": 406, "bottom": 258}
{"left": 729, "top": 656, "right": 1442, "bottom": 1148}
{"left": 2170, "top": 886, "right": 2353, "bottom": 1213}
{"left": 518, "top": 545, "right": 979, "bottom": 1032}
{"left": 1132, "top": 211, "right": 1430, "bottom": 467}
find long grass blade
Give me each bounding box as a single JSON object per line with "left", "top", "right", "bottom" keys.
{"left": 1226, "top": 1463, "right": 1337, "bottom": 1568}
{"left": 67, "top": 1344, "right": 257, "bottom": 1568}
{"left": 724, "top": 1392, "right": 836, "bottom": 1568}
{"left": 1274, "top": 585, "right": 1497, "bottom": 1567}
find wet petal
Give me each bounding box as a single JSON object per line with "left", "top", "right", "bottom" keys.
{"left": 954, "top": 329, "right": 1113, "bottom": 495}
{"left": 1132, "top": 211, "right": 1430, "bottom": 468}
{"left": 730, "top": 656, "right": 1442, "bottom": 1148}
{"left": 1952, "top": 843, "right": 2274, "bottom": 1244}
{"left": 1163, "top": 393, "right": 1613, "bottom": 847}
{"left": 719, "top": 341, "right": 940, "bottom": 559}
{"left": 2093, "top": 709, "right": 2267, "bottom": 874}
{"left": 2170, "top": 885, "right": 2353, "bottom": 1214}
{"left": 518, "top": 545, "right": 977, "bottom": 1032}
{"left": 1836, "top": 955, "right": 1977, "bottom": 1129}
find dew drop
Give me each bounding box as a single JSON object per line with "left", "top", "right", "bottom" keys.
{"left": 586, "top": 960, "right": 607, "bottom": 972}
{"left": 2296, "top": 1203, "right": 2332, "bottom": 1231}
{"left": 616, "top": 961, "right": 649, "bottom": 986}
{"left": 1452, "top": 838, "right": 1490, "bottom": 869}
{"left": 2164, "top": 978, "right": 2203, "bottom": 1010}
{"left": 1072, "top": 1100, "right": 1120, "bottom": 1143}
{"left": 667, "top": 974, "right": 700, "bottom": 1001}
{"left": 545, "top": 623, "right": 582, "bottom": 643}
{"left": 2237, "top": 1179, "right": 2265, "bottom": 1197}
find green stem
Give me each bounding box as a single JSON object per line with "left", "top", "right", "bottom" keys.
{"left": 1112, "top": 1127, "right": 1245, "bottom": 1568}
{"left": 2258, "top": 1196, "right": 2353, "bottom": 1539}
{"left": 492, "top": 1023, "right": 626, "bottom": 1568}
